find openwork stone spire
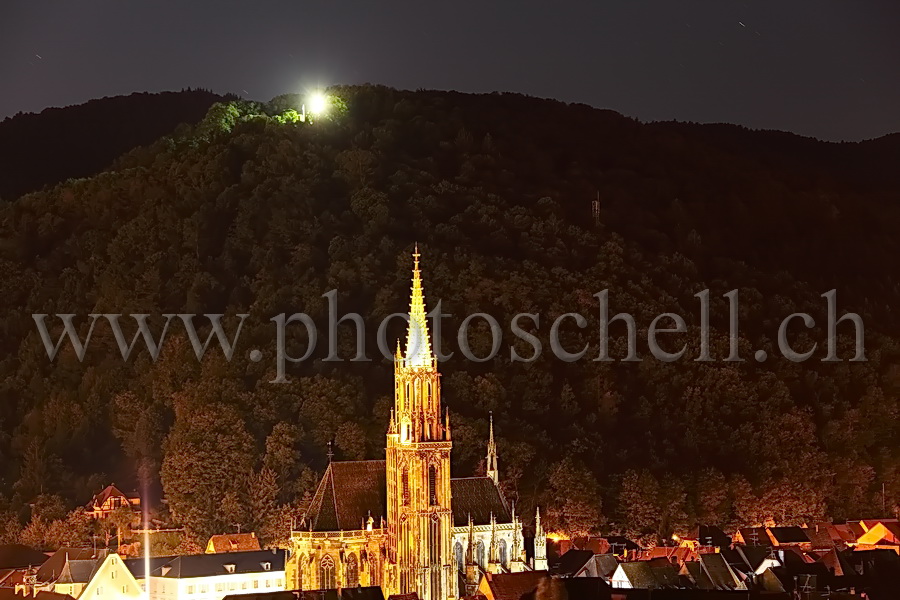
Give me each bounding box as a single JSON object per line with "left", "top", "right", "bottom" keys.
{"left": 404, "top": 244, "right": 434, "bottom": 369}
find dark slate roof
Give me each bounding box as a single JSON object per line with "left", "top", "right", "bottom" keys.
{"left": 450, "top": 477, "right": 511, "bottom": 527}
{"left": 681, "top": 561, "right": 714, "bottom": 589}
{"left": 550, "top": 549, "right": 594, "bottom": 577}
{"left": 687, "top": 526, "right": 731, "bottom": 548}
{"left": 738, "top": 527, "right": 770, "bottom": 546}
{"left": 154, "top": 549, "right": 286, "bottom": 579}
{"left": 699, "top": 553, "right": 740, "bottom": 590}
{"left": 738, "top": 546, "right": 779, "bottom": 576}
{"left": 768, "top": 526, "right": 810, "bottom": 545}
{"left": 618, "top": 562, "right": 659, "bottom": 589}
{"left": 595, "top": 554, "right": 620, "bottom": 579}
{"left": 0, "top": 544, "right": 49, "bottom": 569}
{"left": 224, "top": 589, "right": 384, "bottom": 600}
{"left": 521, "top": 577, "right": 611, "bottom": 600}
{"left": 36, "top": 549, "right": 104, "bottom": 584}
{"left": 304, "top": 461, "right": 386, "bottom": 532}
{"left": 56, "top": 559, "right": 102, "bottom": 584}
{"left": 604, "top": 536, "right": 640, "bottom": 551}
{"left": 124, "top": 556, "right": 177, "bottom": 579}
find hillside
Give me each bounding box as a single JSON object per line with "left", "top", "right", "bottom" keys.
{"left": 0, "top": 89, "right": 232, "bottom": 201}
{"left": 1, "top": 85, "right": 898, "bottom": 546}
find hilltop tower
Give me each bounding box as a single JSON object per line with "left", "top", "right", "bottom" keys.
{"left": 385, "top": 246, "right": 454, "bottom": 600}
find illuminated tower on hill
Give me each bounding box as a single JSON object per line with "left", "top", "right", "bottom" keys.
{"left": 385, "top": 246, "right": 454, "bottom": 600}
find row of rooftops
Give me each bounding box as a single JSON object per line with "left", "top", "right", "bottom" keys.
{"left": 0, "top": 547, "right": 286, "bottom": 586}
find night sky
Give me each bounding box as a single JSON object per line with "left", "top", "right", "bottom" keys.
{"left": 1, "top": 1, "right": 898, "bottom": 142}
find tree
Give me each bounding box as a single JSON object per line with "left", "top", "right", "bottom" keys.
{"left": 161, "top": 390, "right": 255, "bottom": 542}
{"left": 542, "top": 458, "right": 603, "bottom": 537}
{"left": 618, "top": 470, "right": 660, "bottom": 545}
{"left": 108, "top": 505, "right": 138, "bottom": 549}
{"left": 248, "top": 467, "right": 279, "bottom": 544}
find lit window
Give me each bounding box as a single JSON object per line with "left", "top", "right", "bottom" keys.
{"left": 402, "top": 469, "right": 410, "bottom": 506}
{"left": 428, "top": 465, "right": 438, "bottom": 505}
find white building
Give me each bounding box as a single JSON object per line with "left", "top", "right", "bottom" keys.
{"left": 146, "top": 549, "right": 286, "bottom": 600}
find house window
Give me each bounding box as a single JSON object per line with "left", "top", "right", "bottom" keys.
{"left": 224, "top": 564, "right": 236, "bottom": 574}
{"left": 402, "top": 469, "right": 410, "bottom": 506}
{"left": 346, "top": 554, "right": 359, "bottom": 587}
{"left": 215, "top": 583, "right": 224, "bottom": 592}
{"left": 319, "top": 555, "right": 336, "bottom": 590}
{"left": 262, "top": 562, "right": 271, "bottom": 571}
{"left": 201, "top": 585, "right": 208, "bottom": 593}
{"left": 242, "top": 582, "right": 248, "bottom": 590}
{"left": 454, "top": 542, "right": 464, "bottom": 572}
{"left": 428, "top": 465, "right": 438, "bottom": 505}
{"left": 277, "top": 579, "right": 283, "bottom": 588}
{"left": 186, "top": 586, "right": 194, "bottom": 594}
{"left": 253, "top": 580, "right": 259, "bottom": 589}
{"left": 111, "top": 571, "right": 117, "bottom": 580}
{"left": 499, "top": 539, "right": 508, "bottom": 567}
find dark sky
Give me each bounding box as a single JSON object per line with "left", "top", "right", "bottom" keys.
{"left": 1, "top": 1, "right": 898, "bottom": 142}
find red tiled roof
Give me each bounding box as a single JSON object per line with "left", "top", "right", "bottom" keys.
{"left": 482, "top": 570, "right": 547, "bottom": 600}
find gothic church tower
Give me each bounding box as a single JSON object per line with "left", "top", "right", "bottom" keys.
{"left": 386, "top": 247, "right": 454, "bottom": 600}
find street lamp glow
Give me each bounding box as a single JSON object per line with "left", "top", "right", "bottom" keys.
{"left": 308, "top": 92, "right": 328, "bottom": 116}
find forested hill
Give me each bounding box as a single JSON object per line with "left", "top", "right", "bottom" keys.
{"left": 0, "top": 89, "right": 231, "bottom": 201}
{"left": 1, "top": 85, "right": 899, "bottom": 548}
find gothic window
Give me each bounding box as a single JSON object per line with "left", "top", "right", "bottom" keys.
{"left": 319, "top": 555, "right": 335, "bottom": 590}
{"left": 454, "top": 542, "right": 464, "bottom": 572}
{"left": 428, "top": 465, "right": 438, "bottom": 505}
{"left": 346, "top": 554, "right": 359, "bottom": 588}
{"left": 476, "top": 540, "right": 486, "bottom": 569}
{"left": 402, "top": 469, "right": 410, "bottom": 505}
{"left": 369, "top": 554, "right": 381, "bottom": 586}
{"left": 499, "top": 539, "right": 508, "bottom": 567}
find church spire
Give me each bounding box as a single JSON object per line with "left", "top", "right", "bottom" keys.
{"left": 404, "top": 243, "right": 433, "bottom": 369}
{"left": 534, "top": 506, "right": 548, "bottom": 571}
{"left": 486, "top": 412, "right": 498, "bottom": 485}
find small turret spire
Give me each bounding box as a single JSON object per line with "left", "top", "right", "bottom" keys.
{"left": 534, "top": 506, "right": 547, "bottom": 571}
{"left": 486, "top": 412, "right": 498, "bottom": 485}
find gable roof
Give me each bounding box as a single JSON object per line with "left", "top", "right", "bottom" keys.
{"left": 680, "top": 561, "right": 714, "bottom": 589}
{"left": 304, "top": 461, "right": 386, "bottom": 532}
{"left": 480, "top": 570, "right": 547, "bottom": 600}
{"left": 687, "top": 526, "right": 731, "bottom": 548}
{"left": 450, "top": 477, "right": 511, "bottom": 526}
{"left": 594, "top": 554, "right": 620, "bottom": 579}
{"left": 153, "top": 549, "right": 285, "bottom": 579}
{"left": 616, "top": 562, "right": 660, "bottom": 589}
{"left": 550, "top": 549, "right": 594, "bottom": 577}
{"left": 699, "top": 553, "right": 743, "bottom": 590}
{"left": 768, "top": 526, "right": 810, "bottom": 545}
{"left": 0, "top": 544, "right": 49, "bottom": 569}
{"left": 35, "top": 549, "right": 105, "bottom": 584}
{"left": 207, "top": 533, "right": 261, "bottom": 553}
{"left": 87, "top": 484, "right": 138, "bottom": 508}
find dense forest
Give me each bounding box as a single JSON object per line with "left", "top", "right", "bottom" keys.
{"left": 1, "top": 85, "right": 899, "bottom": 552}
{"left": 0, "top": 89, "right": 231, "bottom": 201}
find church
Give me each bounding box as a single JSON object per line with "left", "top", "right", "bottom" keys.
{"left": 287, "top": 249, "right": 547, "bottom": 599}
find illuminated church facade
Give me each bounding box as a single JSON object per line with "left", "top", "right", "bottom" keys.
{"left": 288, "top": 250, "right": 545, "bottom": 599}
